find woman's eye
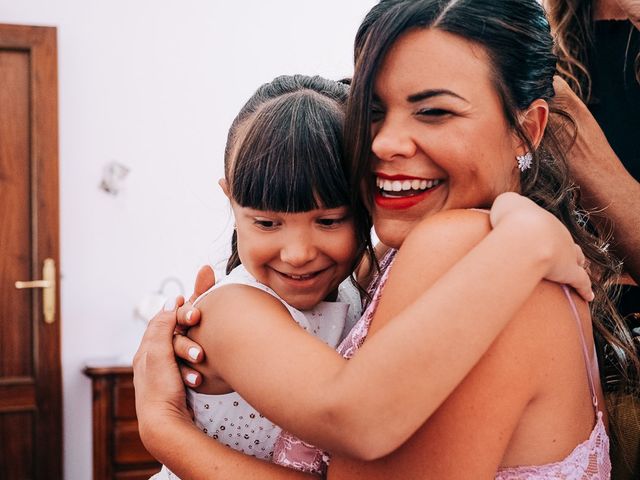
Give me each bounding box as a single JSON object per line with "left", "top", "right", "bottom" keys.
{"left": 417, "top": 108, "right": 451, "bottom": 118}
{"left": 370, "top": 107, "right": 385, "bottom": 122}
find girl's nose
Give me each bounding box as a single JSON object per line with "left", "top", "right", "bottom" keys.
{"left": 371, "top": 117, "right": 417, "bottom": 162}
{"left": 280, "top": 235, "right": 318, "bottom": 267}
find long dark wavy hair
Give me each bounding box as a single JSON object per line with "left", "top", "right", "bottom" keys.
{"left": 223, "top": 74, "right": 374, "bottom": 285}
{"left": 544, "top": 0, "right": 640, "bottom": 102}
{"left": 345, "top": 0, "right": 639, "bottom": 387}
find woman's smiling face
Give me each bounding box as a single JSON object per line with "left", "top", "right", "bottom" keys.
{"left": 368, "top": 28, "right": 522, "bottom": 248}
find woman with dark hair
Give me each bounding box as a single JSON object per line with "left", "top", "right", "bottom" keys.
{"left": 135, "top": 0, "right": 637, "bottom": 478}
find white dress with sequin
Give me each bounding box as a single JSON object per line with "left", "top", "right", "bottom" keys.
{"left": 152, "top": 264, "right": 361, "bottom": 479}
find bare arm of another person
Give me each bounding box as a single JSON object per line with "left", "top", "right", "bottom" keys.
{"left": 183, "top": 199, "right": 590, "bottom": 461}
{"left": 553, "top": 76, "right": 640, "bottom": 284}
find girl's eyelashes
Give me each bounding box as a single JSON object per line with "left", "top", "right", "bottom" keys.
{"left": 317, "top": 217, "right": 346, "bottom": 227}
{"left": 316, "top": 213, "right": 351, "bottom": 228}
{"left": 253, "top": 218, "right": 280, "bottom": 230}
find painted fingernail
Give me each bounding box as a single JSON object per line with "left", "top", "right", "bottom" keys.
{"left": 188, "top": 347, "right": 200, "bottom": 361}
{"left": 163, "top": 298, "right": 176, "bottom": 311}
{"left": 186, "top": 310, "right": 193, "bottom": 322}
{"left": 185, "top": 373, "right": 198, "bottom": 385}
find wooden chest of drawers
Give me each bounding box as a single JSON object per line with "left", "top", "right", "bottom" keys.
{"left": 84, "top": 365, "right": 161, "bottom": 480}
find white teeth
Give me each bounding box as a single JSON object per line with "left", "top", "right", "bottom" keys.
{"left": 376, "top": 177, "right": 441, "bottom": 193}
{"left": 288, "top": 273, "right": 312, "bottom": 280}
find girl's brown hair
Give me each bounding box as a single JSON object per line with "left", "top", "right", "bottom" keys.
{"left": 224, "top": 75, "right": 374, "bottom": 283}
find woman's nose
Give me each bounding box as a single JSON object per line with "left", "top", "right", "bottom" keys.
{"left": 371, "top": 117, "right": 417, "bottom": 162}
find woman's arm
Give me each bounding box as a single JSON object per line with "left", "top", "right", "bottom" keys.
{"left": 329, "top": 255, "right": 590, "bottom": 479}
{"left": 133, "top": 304, "right": 317, "bottom": 480}
{"left": 329, "top": 197, "right": 598, "bottom": 479}
{"left": 553, "top": 76, "right": 640, "bottom": 284}
{"left": 186, "top": 199, "right": 591, "bottom": 460}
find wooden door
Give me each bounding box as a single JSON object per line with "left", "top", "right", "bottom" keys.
{"left": 0, "top": 24, "right": 62, "bottom": 479}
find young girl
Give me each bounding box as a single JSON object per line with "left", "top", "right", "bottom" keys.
{"left": 153, "top": 74, "right": 370, "bottom": 479}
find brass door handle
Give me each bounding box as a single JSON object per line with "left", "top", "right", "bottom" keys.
{"left": 15, "top": 258, "right": 56, "bottom": 324}
{"left": 15, "top": 280, "right": 52, "bottom": 288}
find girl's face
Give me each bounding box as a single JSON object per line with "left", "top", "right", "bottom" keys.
{"left": 368, "top": 28, "right": 521, "bottom": 248}
{"left": 232, "top": 202, "right": 358, "bottom": 311}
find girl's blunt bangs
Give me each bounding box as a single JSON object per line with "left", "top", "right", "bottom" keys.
{"left": 230, "top": 91, "right": 351, "bottom": 213}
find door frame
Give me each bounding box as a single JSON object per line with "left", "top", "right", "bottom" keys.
{"left": 0, "top": 23, "right": 62, "bottom": 479}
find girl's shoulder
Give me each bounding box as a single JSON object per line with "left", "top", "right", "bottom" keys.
{"left": 194, "top": 265, "right": 292, "bottom": 324}
{"left": 193, "top": 265, "right": 351, "bottom": 348}
{"left": 192, "top": 265, "right": 278, "bottom": 306}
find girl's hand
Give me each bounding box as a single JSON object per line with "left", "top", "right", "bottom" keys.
{"left": 490, "top": 192, "right": 594, "bottom": 301}
{"left": 133, "top": 298, "right": 192, "bottom": 443}
{"left": 172, "top": 265, "right": 216, "bottom": 387}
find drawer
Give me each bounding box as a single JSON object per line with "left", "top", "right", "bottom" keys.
{"left": 114, "top": 377, "right": 137, "bottom": 419}
{"left": 115, "top": 468, "right": 162, "bottom": 480}
{"left": 114, "top": 420, "right": 158, "bottom": 465}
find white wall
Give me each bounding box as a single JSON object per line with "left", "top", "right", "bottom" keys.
{"left": 0, "top": 1, "right": 376, "bottom": 478}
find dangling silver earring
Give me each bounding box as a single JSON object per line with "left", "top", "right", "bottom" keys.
{"left": 516, "top": 152, "right": 533, "bottom": 172}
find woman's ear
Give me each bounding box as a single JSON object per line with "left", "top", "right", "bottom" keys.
{"left": 218, "top": 178, "right": 231, "bottom": 199}
{"left": 514, "top": 99, "right": 549, "bottom": 155}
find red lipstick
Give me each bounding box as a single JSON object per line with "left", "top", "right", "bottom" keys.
{"left": 373, "top": 173, "right": 443, "bottom": 210}
{"left": 374, "top": 189, "right": 434, "bottom": 210}
{"left": 375, "top": 172, "right": 425, "bottom": 181}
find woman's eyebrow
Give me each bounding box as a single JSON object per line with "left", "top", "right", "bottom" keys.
{"left": 407, "top": 89, "right": 469, "bottom": 103}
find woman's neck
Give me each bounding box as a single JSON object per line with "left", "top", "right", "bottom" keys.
{"left": 594, "top": 0, "right": 628, "bottom": 20}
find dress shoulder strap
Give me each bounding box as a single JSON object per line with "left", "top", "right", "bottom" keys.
{"left": 561, "top": 285, "right": 599, "bottom": 411}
